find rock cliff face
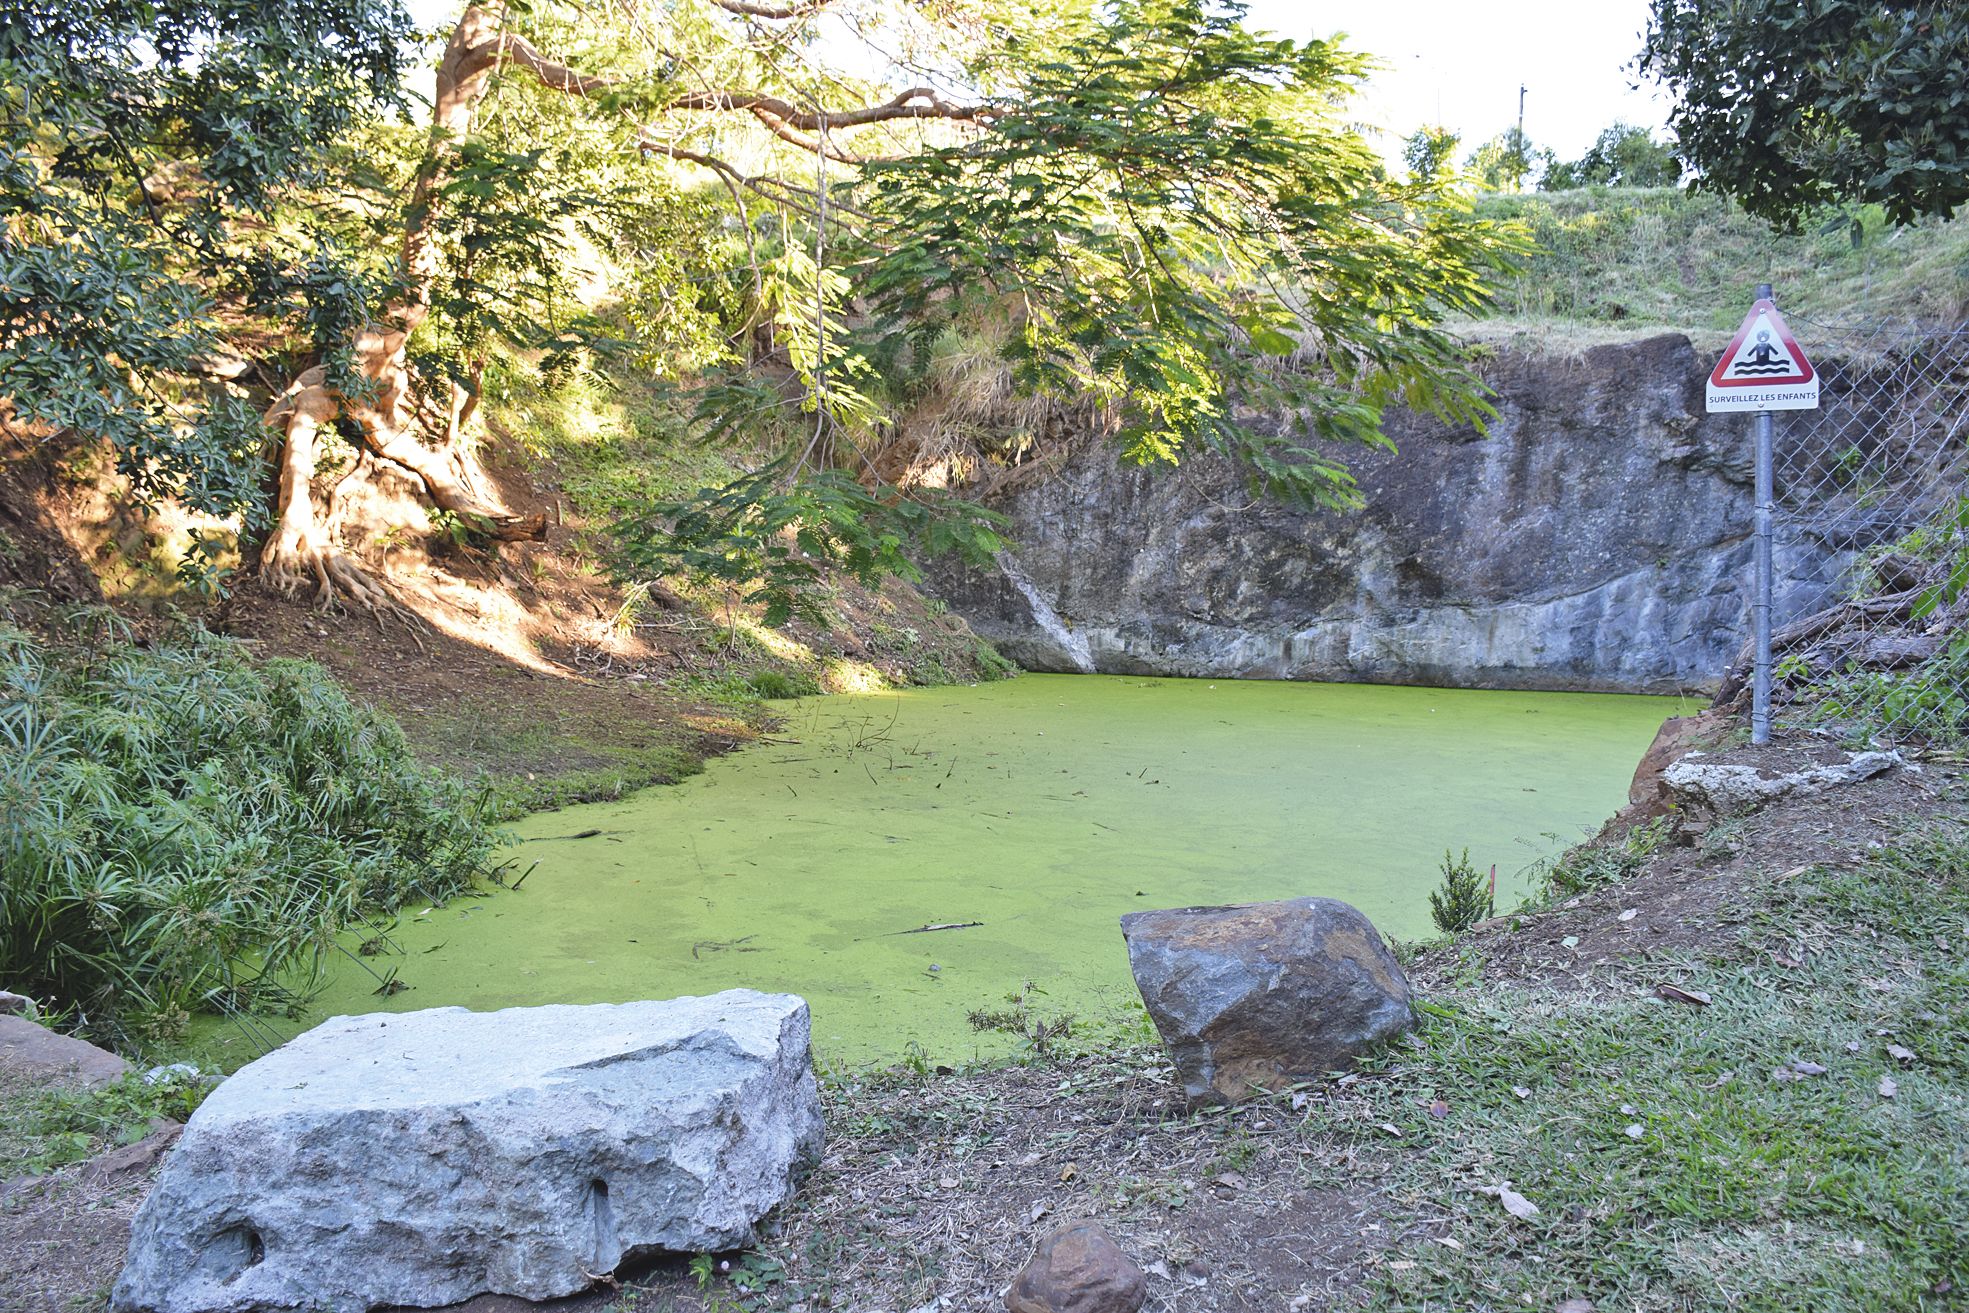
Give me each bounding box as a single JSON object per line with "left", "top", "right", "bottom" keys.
{"left": 929, "top": 335, "right": 1872, "bottom": 693}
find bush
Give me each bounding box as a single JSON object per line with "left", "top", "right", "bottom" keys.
{"left": 1809, "top": 630, "right": 1969, "bottom": 745}
{"left": 1429, "top": 849, "right": 1494, "bottom": 934}
{"left": 1538, "top": 818, "right": 1670, "bottom": 899}
{"left": 0, "top": 607, "right": 501, "bottom": 1041}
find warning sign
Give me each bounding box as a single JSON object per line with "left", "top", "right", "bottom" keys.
{"left": 1705, "top": 298, "right": 1819, "bottom": 412}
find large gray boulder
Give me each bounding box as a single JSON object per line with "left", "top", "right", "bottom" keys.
{"left": 112, "top": 991, "right": 823, "bottom": 1313}
{"left": 1121, "top": 898, "right": 1414, "bottom": 1103}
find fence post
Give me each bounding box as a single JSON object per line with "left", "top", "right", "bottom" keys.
{"left": 1752, "top": 282, "right": 1775, "bottom": 745}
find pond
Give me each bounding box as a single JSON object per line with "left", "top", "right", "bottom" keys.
{"left": 211, "top": 676, "right": 1687, "bottom": 1069}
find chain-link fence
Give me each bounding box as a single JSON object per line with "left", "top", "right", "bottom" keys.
{"left": 1745, "top": 316, "right": 1969, "bottom": 743}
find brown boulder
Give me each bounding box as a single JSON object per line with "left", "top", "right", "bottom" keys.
{"left": 0, "top": 1014, "right": 130, "bottom": 1087}
{"left": 1121, "top": 897, "right": 1413, "bottom": 1103}
{"left": 1006, "top": 1222, "right": 1147, "bottom": 1313}
{"left": 83, "top": 1121, "right": 183, "bottom": 1185}
{"left": 1623, "top": 711, "right": 1724, "bottom": 822}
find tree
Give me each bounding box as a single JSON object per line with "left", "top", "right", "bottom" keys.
{"left": 5, "top": 0, "right": 1517, "bottom": 613}
{"left": 1538, "top": 122, "right": 1679, "bottom": 190}
{"left": 1467, "top": 126, "right": 1533, "bottom": 192}
{"left": 0, "top": 0, "right": 416, "bottom": 574}
{"left": 1641, "top": 0, "right": 1969, "bottom": 226}
{"left": 1402, "top": 124, "right": 1462, "bottom": 186}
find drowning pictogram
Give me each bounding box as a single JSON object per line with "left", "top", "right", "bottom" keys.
{"left": 1705, "top": 297, "right": 1820, "bottom": 412}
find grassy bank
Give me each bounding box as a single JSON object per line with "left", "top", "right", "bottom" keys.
{"left": 1465, "top": 187, "right": 1969, "bottom": 352}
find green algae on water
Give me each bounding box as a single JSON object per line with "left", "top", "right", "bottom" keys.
{"left": 216, "top": 676, "right": 1686, "bottom": 1069}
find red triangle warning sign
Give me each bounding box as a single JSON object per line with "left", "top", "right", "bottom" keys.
{"left": 1705, "top": 298, "right": 1820, "bottom": 412}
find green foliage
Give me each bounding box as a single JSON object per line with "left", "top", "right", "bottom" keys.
{"left": 1911, "top": 495, "right": 1969, "bottom": 623}
{"left": 1468, "top": 187, "right": 1969, "bottom": 334}
{"left": 1466, "top": 126, "right": 1533, "bottom": 193}
{"left": 1790, "top": 496, "right": 1969, "bottom": 744}
{"left": 845, "top": 0, "right": 1515, "bottom": 509}
{"left": 0, "top": 0, "right": 414, "bottom": 538}
{"left": 1535, "top": 818, "right": 1671, "bottom": 900}
{"left": 0, "top": 604, "right": 500, "bottom": 1038}
{"left": 615, "top": 461, "right": 1006, "bottom": 627}
{"left": 1402, "top": 125, "right": 1462, "bottom": 186}
{"left": 1428, "top": 848, "right": 1493, "bottom": 934}
{"left": 1539, "top": 123, "right": 1680, "bottom": 190}
{"left": 1810, "top": 631, "right": 1969, "bottom": 746}
{"left": 3, "top": 1065, "right": 211, "bottom": 1174}
{"left": 1642, "top": 0, "right": 1969, "bottom": 226}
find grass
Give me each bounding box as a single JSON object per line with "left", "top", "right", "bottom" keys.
{"left": 0, "top": 1067, "right": 211, "bottom": 1177}
{"left": 480, "top": 741, "right": 716, "bottom": 818}
{"left": 1467, "top": 187, "right": 1969, "bottom": 352}
{"left": 1337, "top": 824, "right": 1969, "bottom": 1311}
{"left": 487, "top": 359, "right": 747, "bottom": 556}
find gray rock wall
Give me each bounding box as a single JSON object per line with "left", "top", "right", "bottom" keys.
{"left": 928, "top": 334, "right": 1872, "bottom": 693}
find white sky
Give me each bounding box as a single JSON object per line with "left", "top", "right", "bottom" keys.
{"left": 1246, "top": 0, "right": 1676, "bottom": 167}
{"left": 403, "top": 0, "right": 1678, "bottom": 168}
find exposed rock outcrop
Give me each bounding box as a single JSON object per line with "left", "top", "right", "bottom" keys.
{"left": 1663, "top": 750, "right": 1909, "bottom": 815}
{"left": 112, "top": 991, "right": 823, "bottom": 1313}
{"left": 1621, "top": 712, "right": 1729, "bottom": 822}
{"left": 930, "top": 335, "right": 1916, "bottom": 692}
{"left": 1120, "top": 897, "right": 1414, "bottom": 1103}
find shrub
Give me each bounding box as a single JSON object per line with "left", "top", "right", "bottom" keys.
{"left": 1429, "top": 849, "right": 1494, "bottom": 934}
{"left": 0, "top": 607, "right": 500, "bottom": 1041}
{"left": 1808, "top": 631, "right": 1969, "bottom": 745}
{"left": 1538, "top": 818, "right": 1670, "bottom": 899}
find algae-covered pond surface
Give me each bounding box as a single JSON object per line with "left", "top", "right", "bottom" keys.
{"left": 235, "top": 676, "right": 1686, "bottom": 1068}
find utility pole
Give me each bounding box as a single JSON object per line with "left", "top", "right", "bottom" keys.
{"left": 1515, "top": 84, "right": 1528, "bottom": 191}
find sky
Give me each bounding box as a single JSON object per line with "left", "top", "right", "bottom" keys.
{"left": 1245, "top": 0, "right": 1678, "bottom": 168}
{"left": 400, "top": 0, "right": 1679, "bottom": 170}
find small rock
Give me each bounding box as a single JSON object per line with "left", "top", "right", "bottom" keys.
{"left": 1120, "top": 897, "right": 1414, "bottom": 1103}
{"left": 1006, "top": 1222, "right": 1147, "bottom": 1313}
{"left": 0, "top": 1014, "right": 130, "bottom": 1087}
{"left": 84, "top": 1122, "right": 184, "bottom": 1185}
{"left": 0, "top": 989, "right": 36, "bottom": 1018}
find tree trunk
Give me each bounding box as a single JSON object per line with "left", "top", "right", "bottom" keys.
{"left": 258, "top": 8, "right": 545, "bottom": 609}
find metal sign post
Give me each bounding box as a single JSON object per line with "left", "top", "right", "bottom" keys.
{"left": 1753, "top": 360, "right": 1775, "bottom": 745}
{"left": 1705, "top": 285, "right": 1820, "bottom": 745}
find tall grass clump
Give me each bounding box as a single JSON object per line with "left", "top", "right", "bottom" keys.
{"left": 0, "top": 604, "right": 500, "bottom": 1042}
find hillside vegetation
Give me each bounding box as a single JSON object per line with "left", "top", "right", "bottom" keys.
{"left": 1467, "top": 188, "right": 1969, "bottom": 351}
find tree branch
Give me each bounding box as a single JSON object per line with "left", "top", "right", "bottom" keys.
{"left": 670, "top": 86, "right": 991, "bottom": 131}
{"left": 748, "top": 106, "right": 863, "bottom": 163}
{"left": 497, "top": 32, "right": 615, "bottom": 95}
{"left": 711, "top": 0, "right": 837, "bottom": 16}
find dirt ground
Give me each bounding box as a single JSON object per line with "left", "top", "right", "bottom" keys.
{"left": 10, "top": 729, "right": 1955, "bottom": 1313}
